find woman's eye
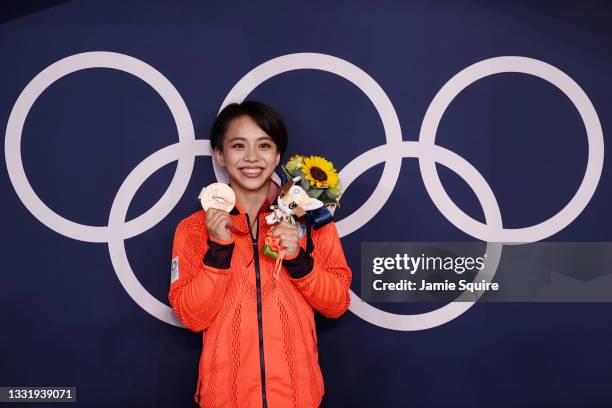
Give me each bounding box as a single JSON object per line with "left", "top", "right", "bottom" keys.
{"left": 231, "top": 143, "right": 244, "bottom": 149}
{"left": 260, "top": 143, "right": 271, "bottom": 149}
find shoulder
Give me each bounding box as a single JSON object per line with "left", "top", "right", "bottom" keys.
{"left": 319, "top": 219, "right": 338, "bottom": 232}
{"left": 174, "top": 209, "right": 207, "bottom": 239}
{"left": 311, "top": 220, "right": 340, "bottom": 240}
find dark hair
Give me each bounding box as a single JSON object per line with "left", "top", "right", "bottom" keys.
{"left": 210, "top": 100, "right": 288, "bottom": 156}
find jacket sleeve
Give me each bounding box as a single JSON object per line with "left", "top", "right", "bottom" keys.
{"left": 282, "top": 221, "right": 352, "bottom": 318}
{"left": 168, "top": 218, "right": 235, "bottom": 332}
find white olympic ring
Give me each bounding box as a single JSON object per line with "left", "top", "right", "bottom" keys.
{"left": 4, "top": 52, "right": 604, "bottom": 331}
{"left": 419, "top": 57, "right": 604, "bottom": 244}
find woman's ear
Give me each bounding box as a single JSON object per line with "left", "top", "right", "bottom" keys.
{"left": 275, "top": 152, "right": 281, "bottom": 167}
{"left": 214, "top": 148, "right": 226, "bottom": 167}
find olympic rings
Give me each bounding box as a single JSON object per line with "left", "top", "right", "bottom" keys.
{"left": 4, "top": 52, "right": 603, "bottom": 331}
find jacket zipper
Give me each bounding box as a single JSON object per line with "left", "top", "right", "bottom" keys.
{"left": 246, "top": 213, "right": 268, "bottom": 408}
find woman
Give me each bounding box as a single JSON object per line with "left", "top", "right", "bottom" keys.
{"left": 169, "top": 100, "right": 352, "bottom": 408}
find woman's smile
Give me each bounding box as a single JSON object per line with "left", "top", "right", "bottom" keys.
{"left": 214, "top": 115, "right": 281, "bottom": 194}
{"left": 239, "top": 167, "right": 264, "bottom": 178}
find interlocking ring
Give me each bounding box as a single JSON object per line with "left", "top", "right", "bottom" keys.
{"left": 5, "top": 52, "right": 603, "bottom": 331}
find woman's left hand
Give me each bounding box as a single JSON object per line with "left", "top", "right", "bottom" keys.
{"left": 271, "top": 220, "right": 299, "bottom": 258}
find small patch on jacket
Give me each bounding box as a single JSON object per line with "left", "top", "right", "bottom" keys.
{"left": 171, "top": 256, "right": 179, "bottom": 283}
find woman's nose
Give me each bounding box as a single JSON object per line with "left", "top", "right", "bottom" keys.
{"left": 245, "top": 146, "right": 258, "bottom": 161}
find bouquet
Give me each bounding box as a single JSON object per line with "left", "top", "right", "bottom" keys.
{"left": 282, "top": 154, "right": 343, "bottom": 207}
{"left": 264, "top": 155, "right": 344, "bottom": 280}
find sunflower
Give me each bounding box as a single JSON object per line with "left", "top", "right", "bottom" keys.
{"left": 301, "top": 156, "right": 339, "bottom": 189}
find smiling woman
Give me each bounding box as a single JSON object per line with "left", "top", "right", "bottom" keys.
{"left": 209, "top": 102, "right": 286, "bottom": 235}
{"left": 168, "top": 100, "right": 352, "bottom": 408}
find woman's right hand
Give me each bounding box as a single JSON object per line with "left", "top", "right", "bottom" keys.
{"left": 206, "top": 208, "right": 233, "bottom": 242}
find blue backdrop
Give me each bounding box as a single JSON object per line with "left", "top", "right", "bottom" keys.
{"left": 2, "top": 1, "right": 611, "bottom": 406}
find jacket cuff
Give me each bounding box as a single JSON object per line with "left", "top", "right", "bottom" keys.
{"left": 209, "top": 234, "right": 235, "bottom": 245}
{"left": 204, "top": 237, "right": 234, "bottom": 269}
{"left": 282, "top": 247, "right": 314, "bottom": 279}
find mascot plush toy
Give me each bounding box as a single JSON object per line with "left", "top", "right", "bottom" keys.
{"left": 264, "top": 176, "right": 325, "bottom": 281}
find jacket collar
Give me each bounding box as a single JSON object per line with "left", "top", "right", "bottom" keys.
{"left": 227, "top": 180, "right": 279, "bottom": 234}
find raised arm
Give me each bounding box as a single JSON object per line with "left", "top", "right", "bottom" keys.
{"left": 168, "top": 216, "right": 235, "bottom": 332}
{"left": 282, "top": 221, "right": 352, "bottom": 318}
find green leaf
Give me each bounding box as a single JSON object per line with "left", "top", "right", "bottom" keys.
{"left": 300, "top": 177, "right": 310, "bottom": 191}
{"left": 324, "top": 188, "right": 338, "bottom": 199}
{"left": 284, "top": 166, "right": 299, "bottom": 178}
{"left": 319, "top": 196, "right": 339, "bottom": 205}
{"left": 308, "top": 188, "right": 324, "bottom": 199}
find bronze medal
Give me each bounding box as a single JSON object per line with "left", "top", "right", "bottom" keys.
{"left": 199, "top": 183, "right": 236, "bottom": 212}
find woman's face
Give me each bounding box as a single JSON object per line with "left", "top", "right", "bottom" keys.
{"left": 214, "top": 115, "right": 281, "bottom": 194}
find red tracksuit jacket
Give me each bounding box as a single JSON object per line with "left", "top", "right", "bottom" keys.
{"left": 169, "top": 198, "right": 352, "bottom": 407}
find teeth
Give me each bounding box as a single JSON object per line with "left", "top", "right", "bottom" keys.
{"left": 241, "top": 168, "right": 262, "bottom": 175}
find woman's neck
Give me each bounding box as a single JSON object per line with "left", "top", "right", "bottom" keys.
{"left": 230, "top": 180, "right": 270, "bottom": 221}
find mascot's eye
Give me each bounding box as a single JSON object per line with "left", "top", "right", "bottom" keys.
{"left": 289, "top": 202, "right": 297, "bottom": 209}
{"left": 292, "top": 188, "right": 300, "bottom": 194}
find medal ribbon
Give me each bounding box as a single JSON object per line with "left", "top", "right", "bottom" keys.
{"left": 264, "top": 231, "right": 286, "bottom": 281}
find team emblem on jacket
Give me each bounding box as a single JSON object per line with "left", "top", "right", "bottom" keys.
{"left": 171, "top": 256, "right": 179, "bottom": 283}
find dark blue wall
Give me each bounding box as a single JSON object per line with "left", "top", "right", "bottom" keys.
{"left": 2, "top": 1, "right": 611, "bottom": 406}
